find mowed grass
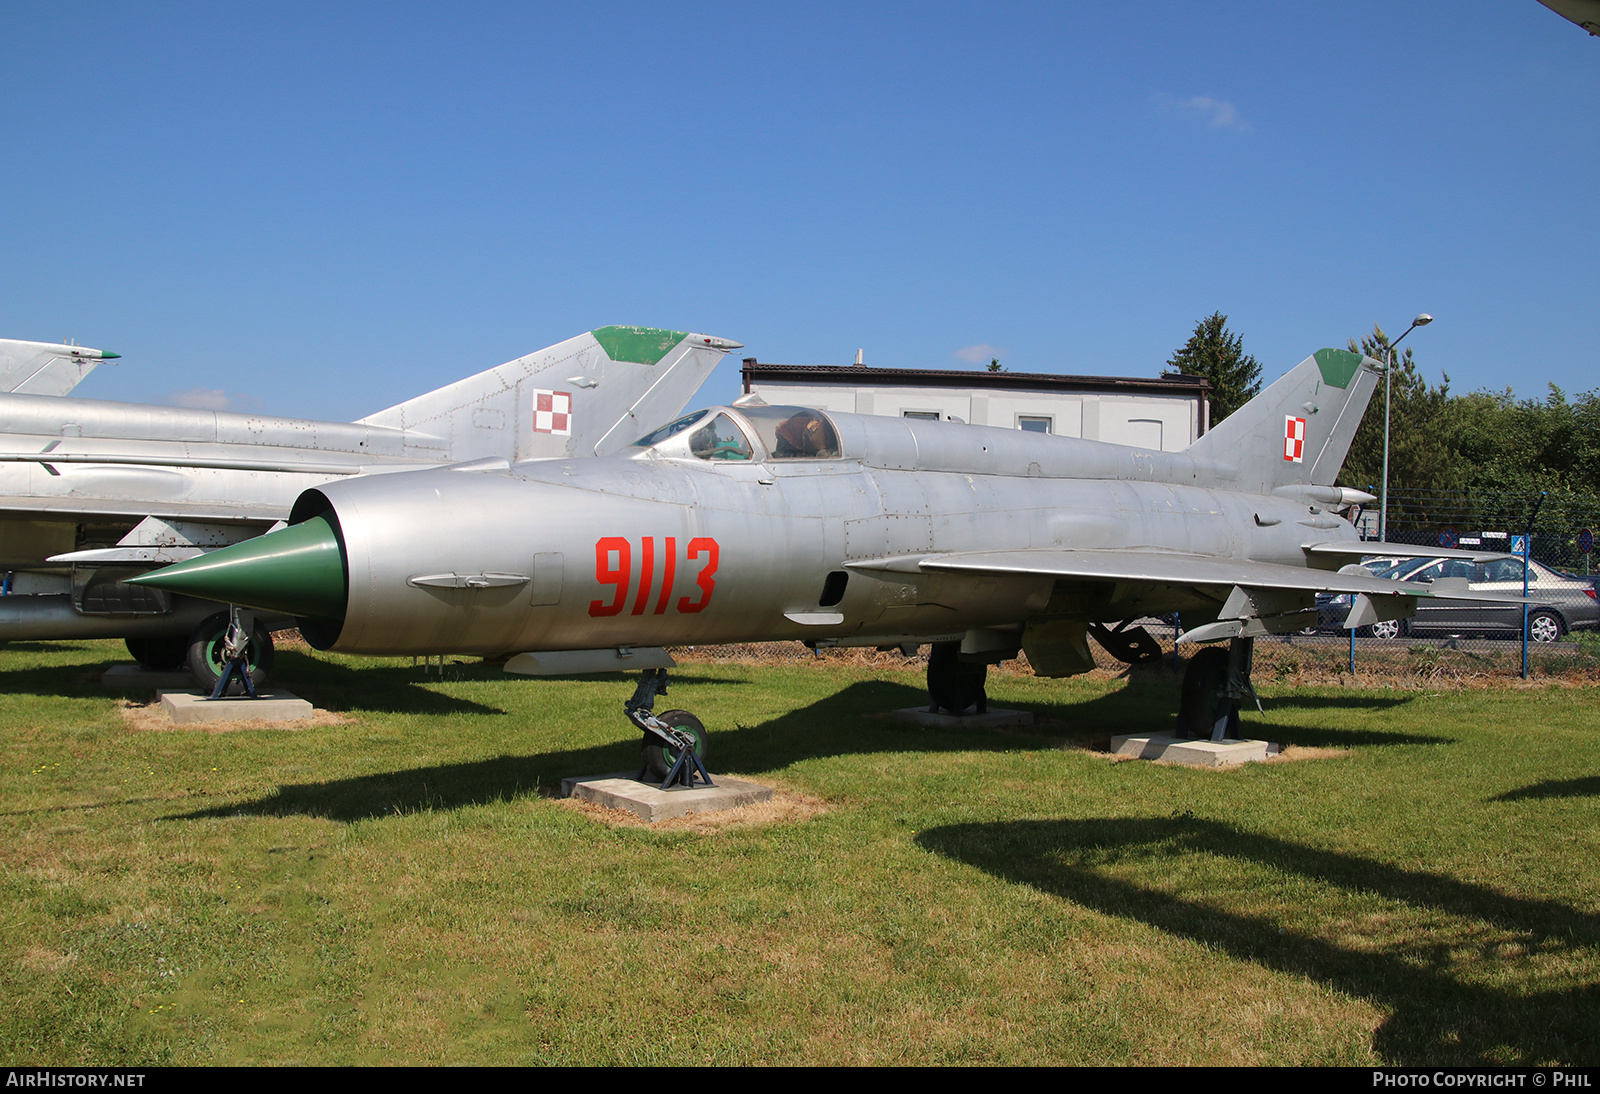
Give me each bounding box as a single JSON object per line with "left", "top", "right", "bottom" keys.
{"left": 2, "top": 641, "right": 1598, "bottom": 1066}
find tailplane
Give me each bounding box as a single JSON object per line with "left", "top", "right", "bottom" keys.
{"left": 356, "top": 326, "right": 740, "bottom": 462}
{"left": 0, "top": 339, "right": 119, "bottom": 396}
{"left": 1186, "top": 348, "right": 1383, "bottom": 494}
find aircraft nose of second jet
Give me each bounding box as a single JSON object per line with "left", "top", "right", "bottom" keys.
{"left": 126, "top": 514, "right": 348, "bottom": 621}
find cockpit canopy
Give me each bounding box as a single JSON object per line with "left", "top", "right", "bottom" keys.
{"left": 687, "top": 413, "right": 753, "bottom": 461}
{"left": 631, "top": 406, "right": 841, "bottom": 461}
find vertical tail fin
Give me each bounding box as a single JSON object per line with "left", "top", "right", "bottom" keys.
{"left": 1186, "top": 348, "right": 1383, "bottom": 494}
{"left": 356, "top": 326, "right": 741, "bottom": 462}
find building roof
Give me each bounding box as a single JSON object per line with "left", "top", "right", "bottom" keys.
{"left": 740, "top": 360, "right": 1211, "bottom": 396}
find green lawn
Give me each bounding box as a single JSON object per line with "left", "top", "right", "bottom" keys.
{"left": 3, "top": 640, "right": 1597, "bottom": 1065}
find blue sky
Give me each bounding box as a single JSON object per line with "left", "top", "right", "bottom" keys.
{"left": 4, "top": 2, "right": 1596, "bottom": 421}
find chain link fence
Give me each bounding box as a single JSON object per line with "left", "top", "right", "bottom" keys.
{"left": 1329, "top": 488, "right": 1600, "bottom": 679}
{"left": 672, "top": 620, "right": 1600, "bottom": 688}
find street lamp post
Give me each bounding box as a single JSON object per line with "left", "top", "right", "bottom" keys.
{"left": 1379, "top": 313, "right": 1433, "bottom": 545}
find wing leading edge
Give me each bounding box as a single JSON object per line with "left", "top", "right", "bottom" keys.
{"left": 852, "top": 547, "right": 1511, "bottom": 597}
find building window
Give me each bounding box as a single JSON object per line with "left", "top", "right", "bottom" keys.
{"left": 1018, "top": 415, "right": 1052, "bottom": 434}
{"left": 1125, "top": 418, "right": 1163, "bottom": 450}
{"left": 903, "top": 410, "right": 940, "bottom": 421}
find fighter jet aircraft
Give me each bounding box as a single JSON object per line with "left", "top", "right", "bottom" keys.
{"left": 1, "top": 326, "right": 738, "bottom": 688}
{"left": 0, "top": 338, "right": 120, "bottom": 396}
{"left": 132, "top": 344, "right": 1517, "bottom": 763}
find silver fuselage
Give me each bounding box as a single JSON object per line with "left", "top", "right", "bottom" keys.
{"left": 308, "top": 408, "right": 1355, "bottom": 655}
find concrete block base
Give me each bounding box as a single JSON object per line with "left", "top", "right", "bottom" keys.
{"left": 157, "top": 689, "right": 315, "bottom": 724}
{"left": 102, "top": 664, "right": 197, "bottom": 690}
{"left": 1110, "top": 732, "right": 1278, "bottom": 767}
{"left": 891, "top": 707, "right": 1035, "bottom": 729}
{"left": 561, "top": 772, "right": 774, "bottom": 823}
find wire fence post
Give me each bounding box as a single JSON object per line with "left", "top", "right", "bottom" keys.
{"left": 1521, "top": 491, "right": 1546, "bottom": 681}
{"left": 1521, "top": 536, "right": 1530, "bottom": 681}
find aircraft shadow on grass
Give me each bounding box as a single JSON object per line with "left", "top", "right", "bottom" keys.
{"left": 1017, "top": 675, "right": 1442, "bottom": 749}
{"left": 0, "top": 656, "right": 135, "bottom": 699}
{"left": 172, "top": 678, "right": 1445, "bottom": 824}
{"left": 170, "top": 679, "right": 976, "bottom": 823}
{"left": 0, "top": 640, "right": 739, "bottom": 716}
{"left": 278, "top": 653, "right": 741, "bottom": 717}
{"left": 0, "top": 641, "right": 85, "bottom": 654}
{"left": 1490, "top": 776, "right": 1600, "bottom": 803}
{"left": 915, "top": 815, "right": 1600, "bottom": 1066}
{"left": 0, "top": 648, "right": 509, "bottom": 717}
{"left": 0, "top": 646, "right": 250, "bottom": 703}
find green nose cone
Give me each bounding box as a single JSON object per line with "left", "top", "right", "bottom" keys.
{"left": 126, "top": 515, "right": 348, "bottom": 620}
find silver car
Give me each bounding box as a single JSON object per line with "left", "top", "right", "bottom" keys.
{"left": 1329, "top": 557, "right": 1600, "bottom": 641}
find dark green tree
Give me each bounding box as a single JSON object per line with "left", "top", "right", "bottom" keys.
{"left": 1449, "top": 385, "right": 1600, "bottom": 558}
{"left": 987, "top": 357, "right": 1004, "bottom": 373}
{"left": 1163, "top": 312, "right": 1261, "bottom": 422}
{"left": 1337, "top": 325, "right": 1462, "bottom": 528}
{"left": 1330, "top": 324, "right": 1600, "bottom": 554}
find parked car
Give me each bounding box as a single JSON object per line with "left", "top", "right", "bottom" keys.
{"left": 1313, "top": 558, "right": 1431, "bottom": 633}
{"left": 1351, "top": 556, "right": 1408, "bottom": 577}
{"left": 1315, "top": 556, "right": 1600, "bottom": 641}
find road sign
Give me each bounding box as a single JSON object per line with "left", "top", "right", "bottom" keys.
{"left": 1439, "top": 527, "right": 1458, "bottom": 549}
{"left": 1580, "top": 528, "right": 1594, "bottom": 555}
{"left": 1511, "top": 535, "right": 1527, "bottom": 556}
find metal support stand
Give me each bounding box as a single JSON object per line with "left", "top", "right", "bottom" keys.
{"left": 1212, "top": 636, "right": 1258, "bottom": 742}
{"left": 653, "top": 743, "right": 713, "bottom": 792}
{"left": 625, "top": 668, "right": 714, "bottom": 791}
{"left": 208, "top": 607, "right": 259, "bottom": 700}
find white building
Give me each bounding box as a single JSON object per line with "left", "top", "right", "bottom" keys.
{"left": 740, "top": 360, "right": 1212, "bottom": 453}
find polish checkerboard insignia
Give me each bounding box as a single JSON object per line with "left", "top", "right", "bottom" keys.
{"left": 533, "top": 390, "right": 572, "bottom": 436}
{"left": 1284, "top": 415, "right": 1306, "bottom": 462}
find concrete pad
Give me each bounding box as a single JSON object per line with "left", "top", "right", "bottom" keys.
{"left": 891, "top": 707, "right": 1035, "bottom": 730}
{"left": 102, "top": 664, "right": 196, "bottom": 690}
{"left": 561, "top": 772, "right": 774, "bottom": 823}
{"left": 1110, "top": 732, "right": 1278, "bottom": 767}
{"left": 157, "top": 689, "right": 315, "bottom": 724}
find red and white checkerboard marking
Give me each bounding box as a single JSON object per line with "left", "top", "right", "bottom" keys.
{"left": 533, "top": 390, "right": 572, "bottom": 436}
{"left": 1284, "top": 415, "right": 1306, "bottom": 463}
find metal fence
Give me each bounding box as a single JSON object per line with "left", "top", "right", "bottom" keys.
{"left": 1339, "top": 489, "right": 1600, "bottom": 678}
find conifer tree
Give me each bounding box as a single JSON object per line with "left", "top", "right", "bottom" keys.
{"left": 1163, "top": 312, "right": 1261, "bottom": 422}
